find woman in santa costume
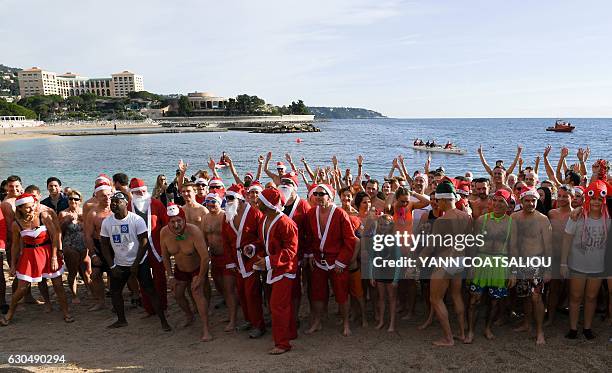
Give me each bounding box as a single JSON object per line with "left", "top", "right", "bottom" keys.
{"left": 128, "top": 178, "right": 169, "bottom": 316}
{"left": 253, "top": 188, "right": 299, "bottom": 354}
{"left": 304, "top": 184, "right": 358, "bottom": 336}
{"left": 1, "top": 193, "right": 73, "bottom": 325}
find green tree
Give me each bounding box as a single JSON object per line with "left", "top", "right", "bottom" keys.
{"left": 66, "top": 96, "right": 84, "bottom": 112}
{"left": 288, "top": 99, "right": 310, "bottom": 114}
{"left": 177, "top": 96, "right": 192, "bottom": 116}
{"left": 0, "top": 99, "right": 37, "bottom": 119}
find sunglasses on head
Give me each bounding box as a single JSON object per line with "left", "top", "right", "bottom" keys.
{"left": 312, "top": 192, "right": 328, "bottom": 197}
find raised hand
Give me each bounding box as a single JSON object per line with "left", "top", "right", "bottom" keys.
{"left": 285, "top": 153, "right": 292, "bottom": 162}
{"left": 178, "top": 159, "right": 188, "bottom": 174}
{"left": 560, "top": 147, "right": 569, "bottom": 159}
{"left": 357, "top": 155, "right": 363, "bottom": 166}
{"left": 517, "top": 145, "right": 523, "bottom": 154}
{"left": 208, "top": 157, "right": 216, "bottom": 171}
{"left": 398, "top": 154, "right": 405, "bottom": 163}
{"left": 576, "top": 147, "right": 584, "bottom": 161}
{"left": 266, "top": 151, "right": 272, "bottom": 161}
{"left": 225, "top": 154, "right": 233, "bottom": 165}
{"left": 477, "top": 145, "right": 483, "bottom": 154}
{"left": 332, "top": 155, "right": 338, "bottom": 166}
{"left": 258, "top": 154, "right": 264, "bottom": 165}
{"left": 392, "top": 158, "right": 399, "bottom": 168}
{"left": 543, "top": 145, "right": 552, "bottom": 158}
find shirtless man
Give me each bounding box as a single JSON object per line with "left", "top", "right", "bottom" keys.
{"left": 161, "top": 203, "right": 212, "bottom": 341}
{"left": 201, "top": 192, "right": 235, "bottom": 330}
{"left": 509, "top": 187, "right": 553, "bottom": 345}
{"left": 427, "top": 181, "right": 471, "bottom": 346}
{"left": 365, "top": 179, "right": 386, "bottom": 213}
{"left": 466, "top": 190, "right": 513, "bottom": 343}
{"left": 180, "top": 183, "right": 209, "bottom": 225}
{"left": 544, "top": 185, "right": 573, "bottom": 326}
{"left": 84, "top": 183, "right": 114, "bottom": 311}
{"left": 82, "top": 174, "right": 112, "bottom": 224}
{"left": 470, "top": 178, "right": 490, "bottom": 219}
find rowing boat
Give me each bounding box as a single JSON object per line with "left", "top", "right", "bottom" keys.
{"left": 409, "top": 144, "right": 467, "bottom": 155}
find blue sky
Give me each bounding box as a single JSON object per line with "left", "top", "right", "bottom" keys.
{"left": 2, "top": 0, "right": 611, "bottom": 118}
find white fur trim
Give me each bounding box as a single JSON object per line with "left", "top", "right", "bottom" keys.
{"left": 334, "top": 260, "right": 346, "bottom": 269}
{"left": 314, "top": 184, "right": 335, "bottom": 200}
{"left": 258, "top": 193, "right": 282, "bottom": 212}
{"left": 248, "top": 185, "right": 263, "bottom": 192}
{"left": 520, "top": 189, "right": 540, "bottom": 200}
{"left": 15, "top": 196, "right": 35, "bottom": 206}
{"left": 94, "top": 185, "right": 112, "bottom": 193}
{"left": 167, "top": 205, "right": 180, "bottom": 217}
{"left": 226, "top": 190, "right": 245, "bottom": 200}
{"left": 129, "top": 186, "right": 147, "bottom": 192}
{"left": 435, "top": 192, "right": 456, "bottom": 200}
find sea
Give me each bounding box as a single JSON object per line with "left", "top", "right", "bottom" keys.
{"left": 1, "top": 118, "right": 610, "bottom": 195}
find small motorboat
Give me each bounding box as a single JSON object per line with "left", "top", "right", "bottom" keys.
{"left": 409, "top": 144, "right": 467, "bottom": 155}
{"left": 546, "top": 119, "right": 575, "bottom": 133}
{"left": 215, "top": 163, "right": 228, "bottom": 169}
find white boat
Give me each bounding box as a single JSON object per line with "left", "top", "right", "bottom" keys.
{"left": 409, "top": 144, "right": 467, "bottom": 155}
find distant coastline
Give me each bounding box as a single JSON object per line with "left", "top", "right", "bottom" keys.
{"left": 308, "top": 106, "right": 385, "bottom": 119}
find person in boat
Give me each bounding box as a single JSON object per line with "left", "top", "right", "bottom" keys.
{"left": 425, "top": 140, "right": 431, "bottom": 147}
{"left": 414, "top": 139, "right": 419, "bottom": 146}
{"left": 430, "top": 140, "right": 436, "bottom": 148}
{"left": 444, "top": 142, "right": 453, "bottom": 149}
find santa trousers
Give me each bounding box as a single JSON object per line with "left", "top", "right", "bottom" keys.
{"left": 236, "top": 273, "right": 265, "bottom": 330}
{"left": 310, "top": 265, "right": 349, "bottom": 304}
{"left": 269, "top": 277, "right": 296, "bottom": 350}
{"left": 141, "top": 254, "right": 168, "bottom": 315}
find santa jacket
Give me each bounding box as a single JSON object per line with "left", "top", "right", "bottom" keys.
{"left": 284, "top": 196, "right": 311, "bottom": 262}
{"left": 305, "top": 205, "right": 357, "bottom": 270}
{"left": 129, "top": 197, "right": 168, "bottom": 262}
{"left": 223, "top": 203, "right": 264, "bottom": 278}
{"left": 260, "top": 212, "right": 298, "bottom": 284}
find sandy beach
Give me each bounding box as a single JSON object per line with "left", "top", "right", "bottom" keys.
{"left": 0, "top": 121, "right": 162, "bottom": 142}
{"left": 1, "top": 270, "right": 610, "bottom": 372}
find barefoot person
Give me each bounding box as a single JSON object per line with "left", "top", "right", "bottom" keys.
{"left": 128, "top": 178, "right": 169, "bottom": 317}
{"left": 161, "top": 203, "right": 212, "bottom": 341}
{"left": 305, "top": 184, "right": 357, "bottom": 336}
{"left": 427, "top": 181, "right": 471, "bottom": 346}
{"left": 465, "top": 189, "right": 513, "bottom": 343}
{"left": 201, "top": 192, "right": 235, "bottom": 330}
{"left": 509, "top": 186, "right": 552, "bottom": 345}
{"left": 59, "top": 190, "right": 89, "bottom": 304}
{"left": 84, "top": 181, "right": 114, "bottom": 311}
{"left": 253, "top": 188, "right": 299, "bottom": 354}
{"left": 561, "top": 180, "right": 609, "bottom": 340}
{"left": 223, "top": 184, "right": 266, "bottom": 338}
{"left": 545, "top": 184, "right": 573, "bottom": 326}
{"left": 99, "top": 191, "right": 171, "bottom": 331}
{"left": 1, "top": 193, "right": 73, "bottom": 325}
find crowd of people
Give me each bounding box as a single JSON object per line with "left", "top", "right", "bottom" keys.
{"left": 0, "top": 146, "right": 610, "bottom": 354}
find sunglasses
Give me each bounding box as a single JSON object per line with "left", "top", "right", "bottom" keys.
{"left": 226, "top": 195, "right": 235, "bottom": 201}
{"left": 68, "top": 197, "right": 81, "bottom": 201}
{"left": 204, "top": 199, "right": 219, "bottom": 204}
{"left": 312, "top": 192, "right": 328, "bottom": 197}
{"left": 209, "top": 185, "right": 222, "bottom": 190}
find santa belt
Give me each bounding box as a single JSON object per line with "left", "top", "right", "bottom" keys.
{"left": 24, "top": 241, "right": 51, "bottom": 249}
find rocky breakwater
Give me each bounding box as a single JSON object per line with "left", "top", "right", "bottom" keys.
{"left": 251, "top": 122, "right": 320, "bottom": 134}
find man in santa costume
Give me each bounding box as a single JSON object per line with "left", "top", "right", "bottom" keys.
{"left": 246, "top": 181, "right": 264, "bottom": 207}
{"left": 279, "top": 171, "right": 311, "bottom": 325}
{"left": 222, "top": 184, "right": 266, "bottom": 337}
{"left": 253, "top": 188, "right": 298, "bottom": 354}
{"left": 128, "top": 178, "right": 168, "bottom": 316}
{"left": 304, "top": 184, "right": 357, "bottom": 336}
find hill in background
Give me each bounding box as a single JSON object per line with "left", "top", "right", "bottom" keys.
{"left": 308, "top": 106, "right": 385, "bottom": 119}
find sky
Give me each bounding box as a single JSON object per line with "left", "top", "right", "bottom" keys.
{"left": 1, "top": 0, "right": 611, "bottom": 118}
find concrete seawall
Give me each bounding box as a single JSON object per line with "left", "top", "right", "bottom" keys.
{"left": 157, "top": 114, "right": 315, "bottom": 128}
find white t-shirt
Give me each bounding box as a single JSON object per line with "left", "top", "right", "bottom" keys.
{"left": 100, "top": 211, "right": 148, "bottom": 267}
{"left": 411, "top": 194, "right": 432, "bottom": 234}
{"left": 565, "top": 216, "right": 610, "bottom": 273}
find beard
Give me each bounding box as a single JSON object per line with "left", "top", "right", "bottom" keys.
{"left": 225, "top": 200, "right": 239, "bottom": 222}
{"left": 132, "top": 192, "right": 151, "bottom": 212}
{"left": 278, "top": 185, "right": 293, "bottom": 204}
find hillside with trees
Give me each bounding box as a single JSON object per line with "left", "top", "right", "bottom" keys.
{"left": 308, "top": 106, "right": 385, "bottom": 119}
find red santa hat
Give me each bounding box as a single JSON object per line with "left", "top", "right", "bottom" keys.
{"left": 166, "top": 202, "right": 186, "bottom": 220}
{"left": 209, "top": 177, "right": 225, "bottom": 188}
{"left": 94, "top": 180, "right": 112, "bottom": 194}
{"left": 258, "top": 188, "right": 285, "bottom": 212}
{"left": 456, "top": 181, "right": 471, "bottom": 196}
{"left": 95, "top": 173, "right": 111, "bottom": 186}
{"left": 307, "top": 184, "right": 317, "bottom": 197}
{"left": 244, "top": 172, "right": 254, "bottom": 180}
{"left": 519, "top": 186, "right": 539, "bottom": 200}
{"left": 276, "top": 161, "right": 286, "bottom": 171}
{"left": 281, "top": 171, "right": 299, "bottom": 187}
{"left": 314, "top": 183, "right": 335, "bottom": 200}
{"left": 226, "top": 184, "right": 245, "bottom": 200}
{"left": 129, "top": 178, "right": 147, "bottom": 192}
{"left": 247, "top": 181, "right": 263, "bottom": 193}
{"left": 15, "top": 193, "right": 37, "bottom": 207}
{"left": 494, "top": 189, "right": 513, "bottom": 205}
{"left": 205, "top": 193, "right": 223, "bottom": 205}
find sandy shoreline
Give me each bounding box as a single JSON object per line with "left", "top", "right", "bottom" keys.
{"left": 0, "top": 274, "right": 610, "bottom": 372}
{"left": 0, "top": 122, "right": 169, "bottom": 142}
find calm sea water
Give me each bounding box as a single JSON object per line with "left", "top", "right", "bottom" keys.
{"left": 1, "top": 118, "right": 610, "bottom": 195}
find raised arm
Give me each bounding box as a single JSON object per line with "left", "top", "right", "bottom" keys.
{"left": 556, "top": 147, "right": 568, "bottom": 183}
{"left": 424, "top": 154, "right": 431, "bottom": 175}
{"left": 207, "top": 158, "right": 220, "bottom": 179}
{"left": 477, "top": 145, "right": 493, "bottom": 176}
{"left": 577, "top": 147, "right": 588, "bottom": 177}
{"left": 226, "top": 155, "right": 244, "bottom": 185}
{"left": 177, "top": 159, "right": 188, "bottom": 193}
{"left": 300, "top": 157, "right": 315, "bottom": 181}
{"left": 398, "top": 155, "right": 410, "bottom": 183}
{"left": 285, "top": 153, "right": 297, "bottom": 173}
{"left": 543, "top": 146, "right": 561, "bottom": 186}
{"left": 255, "top": 155, "right": 264, "bottom": 181}
{"left": 506, "top": 145, "right": 522, "bottom": 175}
{"left": 534, "top": 154, "right": 540, "bottom": 175}
{"left": 388, "top": 158, "right": 398, "bottom": 179}
{"left": 263, "top": 152, "right": 278, "bottom": 181}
